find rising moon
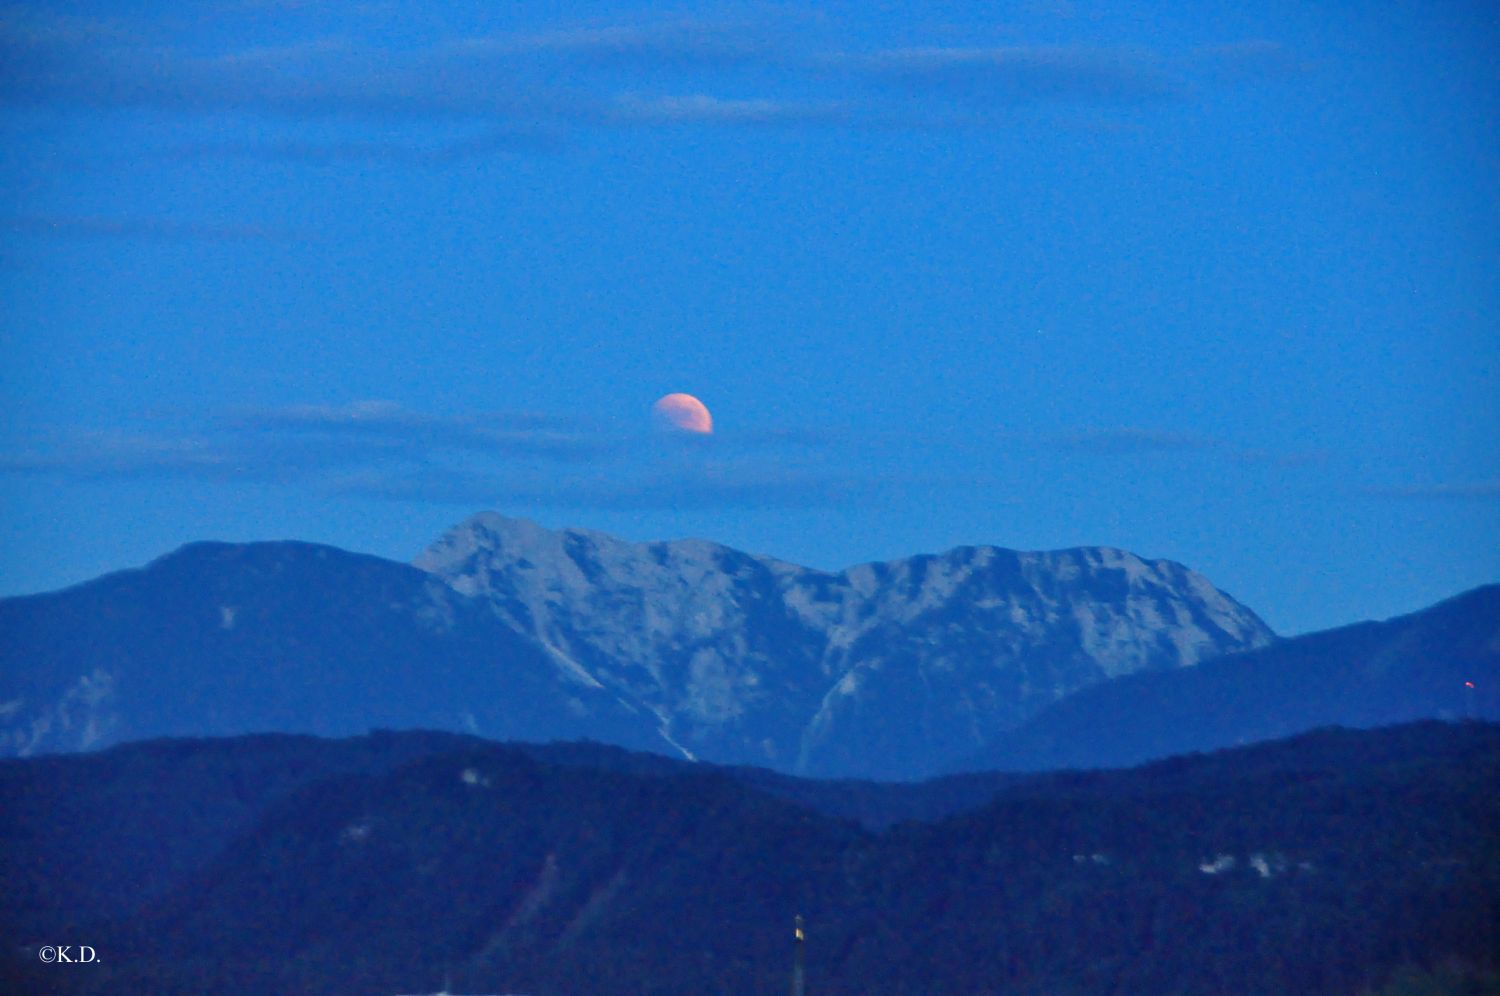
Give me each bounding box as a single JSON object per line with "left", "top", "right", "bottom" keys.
{"left": 652, "top": 392, "right": 713, "bottom": 435}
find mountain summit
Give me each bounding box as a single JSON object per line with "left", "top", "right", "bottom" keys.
{"left": 413, "top": 513, "right": 1275, "bottom": 777}
{"left": 1, "top": 514, "right": 1275, "bottom": 777}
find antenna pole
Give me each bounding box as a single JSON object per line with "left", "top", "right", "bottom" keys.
{"left": 790, "top": 914, "right": 806, "bottom": 996}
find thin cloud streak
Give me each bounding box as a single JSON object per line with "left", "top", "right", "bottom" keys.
{"left": 0, "top": 406, "right": 1343, "bottom": 513}
{"left": 447, "top": 17, "right": 795, "bottom": 68}
{"left": 220, "top": 401, "right": 619, "bottom": 461}
{"left": 0, "top": 6, "right": 1296, "bottom": 160}
{"left": 606, "top": 93, "right": 849, "bottom": 126}
{"left": 0, "top": 402, "right": 877, "bottom": 511}
{"left": 230, "top": 400, "right": 577, "bottom": 432}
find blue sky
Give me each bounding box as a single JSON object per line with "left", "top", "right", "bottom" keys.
{"left": 2, "top": 0, "right": 1496, "bottom": 635}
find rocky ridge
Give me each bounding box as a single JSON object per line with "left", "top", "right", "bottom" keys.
{"left": 414, "top": 513, "right": 1275, "bottom": 777}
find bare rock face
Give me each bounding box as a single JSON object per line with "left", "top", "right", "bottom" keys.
{"left": 415, "top": 513, "right": 1275, "bottom": 778}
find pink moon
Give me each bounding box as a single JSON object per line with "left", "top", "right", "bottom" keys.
{"left": 651, "top": 393, "right": 713, "bottom": 435}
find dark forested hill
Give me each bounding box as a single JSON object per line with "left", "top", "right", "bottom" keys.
{"left": 3, "top": 722, "right": 1497, "bottom": 995}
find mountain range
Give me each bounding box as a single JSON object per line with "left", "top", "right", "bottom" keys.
{"left": 4, "top": 514, "right": 1498, "bottom": 992}
{"left": 414, "top": 513, "right": 1276, "bottom": 777}
{"left": 958, "top": 582, "right": 1500, "bottom": 772}
{"left": 2, "top": 512, "right": 1277, "bottom": 777}
{"left": 2, "top": 512, "right": 1494, "bottom": 779}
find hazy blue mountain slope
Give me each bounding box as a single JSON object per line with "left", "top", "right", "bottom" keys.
{"left": 2, "top": 514, "right": 1275, "bottom": 778}
{"left": 0, "top": 541, "right": 660, "bottom": 759}
{"left": 957, "top": 584, "right": 1500, "bottom": 773}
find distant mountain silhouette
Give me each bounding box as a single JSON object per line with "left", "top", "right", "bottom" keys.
{"left": 0, "top": 512, "right": 1274, "bottom": 778}
{"left": 956, "top": 584, "right": 1500, "bottom": 772}
{"left": 0, "top": 540, "right": 659, "bottom": 759}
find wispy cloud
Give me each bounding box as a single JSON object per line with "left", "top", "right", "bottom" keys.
{"left": 219, "top": 400, "right": 611, "bottom": 461}
{"left": 1, "top": 406, "right": 1346, "bottom": 511}
{"left": 1, "top": 15, "right": 552, "bottom": 119}
{"left": 0, "top": 401, "right": 871, "bottom": 511}
{"left": 1024, "top": 426, "right": 1326, "bottom": 466}
{"left": 607, "top": 93, "right": 848, "bottom": 126}
{"left": 447, "top": 17, "right": 794, "bottom": 68}
{"left": 0, "top": 6, "right": 1295, "bottom": 160}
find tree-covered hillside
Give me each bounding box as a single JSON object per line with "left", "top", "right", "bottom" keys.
{"left": 3, "top": 723, "right": 1497, "bottom": 995}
